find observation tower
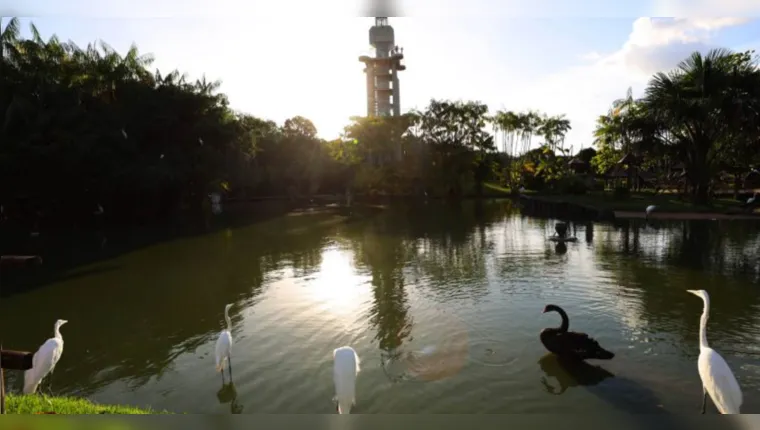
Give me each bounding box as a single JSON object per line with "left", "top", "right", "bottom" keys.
{"left": 358, "top": 17, "right": 406, "bottom": 117}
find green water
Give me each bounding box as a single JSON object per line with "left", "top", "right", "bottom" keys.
{"left": 1, "top": 200, "right": 758, "bottom": 414}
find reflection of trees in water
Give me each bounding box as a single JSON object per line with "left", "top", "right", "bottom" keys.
{"left": 604, "top": 219, "right": 760, "bottom": 280}
{"left": 409, "top": 201, "right": 507, "bottom": 301}
{"left": 257, "top": 213, "right": 343, "bottom": 278}
{"left": 490, "top": 215, "right": 563, "bottom": 282}
{"left": 593, "top": 219, "right": 760, "bottom": 361}
{"left": 0, "top": 211, "right": 343, "bottom": 397}
{"left": 346, "top": 218, "right": 415, "bottom": 355}
{"left": 339, "top": 200, "right": 511, "bottom": 355}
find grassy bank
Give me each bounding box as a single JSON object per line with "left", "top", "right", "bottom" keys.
{"left": 533, "top": 191, "right": 747, "bottom": 213}
{"left": 482, "top": 182, "right": 748, "bottom": 214}
{"left": 5, "top": 394, "right": 166, "bottom": 414}
{"left": 483, "top": 183, "right": 512, "bottom": 195}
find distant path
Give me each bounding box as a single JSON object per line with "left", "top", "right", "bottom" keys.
{"left": 615, "top": 211, "right": 760, "bottom": 220}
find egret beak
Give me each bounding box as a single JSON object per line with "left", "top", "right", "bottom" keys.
{"left": 686, "top": 290, "right": 698, "bottom": 296}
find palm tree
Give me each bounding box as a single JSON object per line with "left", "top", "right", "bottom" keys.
{"left": 492, "top": 110, "right": 520, "bottom": 156}
{"left": 0, "top": 17, "right": 20, "bottom": 127}
{"left": 644, "top": 48, "right": 760, "bottom": 203}
{"left": 553, "top": 114, "right": 571, "bottom": 153}
{"left": 517, "top": 111, "right": 542, "bottom": 155}
{"left": 0, "top": 17, "right": 20, "bottom": 69}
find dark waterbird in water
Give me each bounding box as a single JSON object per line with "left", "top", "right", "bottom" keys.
{"left": 540, "top": 304, "right": 614, "bottom": 360}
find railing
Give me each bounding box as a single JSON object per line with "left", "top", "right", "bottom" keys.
{"left": 1, "top": 349, "right": 34, "bottom": 414}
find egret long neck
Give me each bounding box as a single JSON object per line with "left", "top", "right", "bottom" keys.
{"left": 698, "top": 297, "right": 710, "bottom": 350}
{"left": 54, "top": 324, "right": 63, "bottom": 339}
{"left": 224, "top": 308, "right": 232, "bottom": 331}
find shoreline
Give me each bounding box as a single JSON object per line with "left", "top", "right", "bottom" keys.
{"left": 614, "top": 211, "right": 760, "bottom": 220}
{"left": 518, "top": 192, "right": 760, "bottom": 222}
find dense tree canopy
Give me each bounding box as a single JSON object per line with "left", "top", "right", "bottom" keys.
{"left": 592, "top": 48, "right": 760, "bottom": 203}
{"left": 7, "top": 17, "right": 755, "bottom": 227}
{"left": 0, "top": 18, "right": 579, "bottom": 228}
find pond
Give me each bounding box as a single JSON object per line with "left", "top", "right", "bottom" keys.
{"left": 1, "top": 200, "right": 759, "bottom": 414}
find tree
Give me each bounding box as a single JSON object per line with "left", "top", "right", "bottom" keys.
{"left": 1, "top": 17, "right": 582, "bottom": 225}
{"left": 643, "top": 49, "right": 760, "bottom": 203}
{"left": 538, "top": 114, "right": 571, "bottom": 153}
{"left": 412, "top": 99, "right": 495, "bottom": 196}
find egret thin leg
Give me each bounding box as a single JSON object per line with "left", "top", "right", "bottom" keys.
{"left": 228, "top": 357, "right": 233, "bottom": 381}
{"left": 701, "top": 387, "right": 707, "bottom": 414}
{"left": 47, "top": 372, "right": 55, "bottom": 395}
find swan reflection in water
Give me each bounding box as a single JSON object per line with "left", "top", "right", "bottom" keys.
{"left": 538, "top": 353, "right": 673, "bottom": 416}
{"left": 538, "top": 353, "right": 614, "bottom": 395}
{"left": 217, "top": 382, "right": 243, "bottom": 414}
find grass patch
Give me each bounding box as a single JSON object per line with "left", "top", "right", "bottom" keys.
{"left": 5, "top": 394, "right": 167, "bottom": 414}
{"left": 534, "top": 191, "right": 745, "bottom": 213}
{"left": 483, "top": 183, "right": 511, "bottom": 194}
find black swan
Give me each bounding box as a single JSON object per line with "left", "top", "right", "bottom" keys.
{"left": 540, "top": 304, "right": 614, "bottom": 360}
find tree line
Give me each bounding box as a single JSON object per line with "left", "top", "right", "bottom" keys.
{"left": 4, "top": 17, "right": 754, "bottom": 231}
{"left": 591, "top": 48, "right": 760, "bottom": 204}
{"left": 0, "top": 18, "right": 579, "bottom": 227}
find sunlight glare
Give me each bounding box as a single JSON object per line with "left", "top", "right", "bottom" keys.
{"left": 308, "top": 247, "right": 369, "bottom": 317}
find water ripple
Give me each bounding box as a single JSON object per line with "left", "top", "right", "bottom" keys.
{"left": 2, "top": 202, "right": 760, "bottom": 413}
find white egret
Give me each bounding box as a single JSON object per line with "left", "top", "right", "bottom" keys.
{"left": 215, "top": 304, "right": 233, "bottom": 382}
{"left": 333, "top": 346, "right": 361, "bottom": 414}
{"left": 747, "top": 192, "right": 757, "bottom": 205}
{"left": 121, "top": 129, "right": 128, "bottom": 140}
{"left": 645, "top": 205, "right": 656, "bottom": 221}
{"left": 23, "top": 319, "right": 68, "bottom": 394}
{"left": 686, "top": 289, "right": 742, "bottom": 414}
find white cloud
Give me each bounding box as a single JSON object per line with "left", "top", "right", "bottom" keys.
{"left": 610, "top": 18, "right": 749, "bottom": 77}
{"left": 651, "top": 0, "right": 760, "bottom": 17}
{"left": 515, "top": 17, "right": 751, "bottom": 150}
{"left": 580, "top": 51, "right": 602, "bottom": 61}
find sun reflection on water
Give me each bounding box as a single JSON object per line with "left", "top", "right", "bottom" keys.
{"left": 306, "top": 246, "right": 371, "bottom": 318}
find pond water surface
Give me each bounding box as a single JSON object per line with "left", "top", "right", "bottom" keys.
{"left": 1, "top": 200, "right": 759, "bottom": 414}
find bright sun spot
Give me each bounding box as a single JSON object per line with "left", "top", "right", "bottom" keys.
{"left": 308, "top": 247, "right": 369, "bottom": 317}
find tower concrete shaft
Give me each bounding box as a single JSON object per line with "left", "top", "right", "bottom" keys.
{"left": 359, "top": 17, "right": 406, "bottom": 117}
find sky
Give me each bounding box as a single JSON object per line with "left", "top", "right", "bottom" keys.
{"left": 5, "top": 0, "right": 760, "bottom": 151}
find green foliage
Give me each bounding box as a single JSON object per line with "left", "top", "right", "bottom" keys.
{"left": 590, "top": 145, "right": 622, "bottom": 175}
{"left": 594, "top": 49, "right": 760, "bottom": 204}
{"left": 0, "top": 18, "right": 580, "bottom": 221}
{"left": 491, "top": 110, "right": 568, "bottom": 156}
{"left": 555, "top": 176, "right": 588, "bottom": 195}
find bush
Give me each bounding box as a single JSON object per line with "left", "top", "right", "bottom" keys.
{"left": 613, "top": 186, "right": 630, "bottom": 199}
{"left": 523, "top": 174, "right": 546, "bottom": 191}
{"left": 591, "top": 179, "right": 605, "bottom": 191}
{"left": 553, "top": 176, "right": 588, "bottom": 195}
